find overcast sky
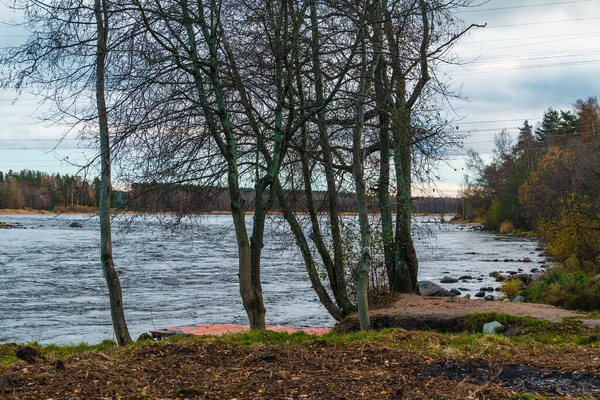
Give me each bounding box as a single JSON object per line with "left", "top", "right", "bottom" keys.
{"left": 1, "top": 0, "right": 599, "bottom": 196}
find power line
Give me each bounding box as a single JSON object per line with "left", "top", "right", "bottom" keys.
{"left": 456, "top": 0, "right": 593, "bottom": 13}
{"left": 486, "top": 16, "right": 600, "bottom": 29}
{"left": 456, "top": 118, "right": 541, "bottom": 125}
{"left": 459, "top": 31, "right": 600, "bottom": 45}
{"left": 445, "top": 58, "right": 600, "bottom": 75}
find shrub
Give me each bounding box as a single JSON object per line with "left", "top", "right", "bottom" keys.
{"left": 523, "top": 267, "right": 600, "bottom": 311}
{"left": 499, "top": 221, "right": 515, "bottom": 234}
{"left": 499, "top": 279, "right": 522, "bottom": 299}
{"left": 537, "top": 200, "right": 600, "bottom": 274}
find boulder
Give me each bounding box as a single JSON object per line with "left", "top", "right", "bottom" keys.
{"left": 459, "top": 275, "right": 473, "bottom": 280}
{"left": 496, "top": 275, "right": 506, "bottom": 282}
{"left": 513, "top": 295, "right": 526, "bottom": 303}
{"left": 484, "top": 295, "right": 495, "bottom": 301}
{"left": 450, "top": 288, "right": 462, "bottom": 296}
{"left": 503, "top": 298, "right": 511, "bottom": 302}
{"left": 418, "top": 281, "right": 457, "bottom": 297}
{"left": 464, "top": 294, "right": 471, "bottom": 299}
{"left": 531, "top": 272, "right": 546, "bottom": 283}
{"left": 474, "top": 291, "right": 485, "bottom": 298}
{"left": 522, "top": 257, "right": 532, "bottom": 263}
{"left": 483, "top": 321, "right": 503, "bottom": 334}
{"left": 440, "top": 276, "right": 459, "bottom": 284}
{"left": 137, "top": 333, "right": 153, "bottom": 342}
{"left": 69, "top": 222, "right": 83, "bottom": 228}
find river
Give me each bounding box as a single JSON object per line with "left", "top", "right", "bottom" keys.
{"left": 0, "top": 213, "right": 545, "bottom": 344}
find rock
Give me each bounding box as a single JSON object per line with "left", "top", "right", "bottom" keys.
{"left": 440, "top": 276, "right": 459, "bottom": 284}
{"left": 514, "top": 295, "right": 526, "bottom": 302}
{"left": 518, "top": 268, "right": 524, "bottom": 272}
{"left": 484, "top": 295, "right": 495, "bottom": 301}
{"left": 69, "top": 222, "right": 83, "bottom": 228}
{"left": 450, "top": 288, "right": 462, "bottom": 296}
{"left": 458, "top": 287, "right": 470, "bottom": 291}
{"left": 483, "top": 321, "right": 503, "bottom": 334}
{"left": 522, "top": 257, "right": 532, "bottom": 263}
{"left": 531, "top": 272, "right": 546, "bottom": 283}
{"left": 480, "top": 286, "right": 494, "bottom": 292}
{"left": 477, "top": 278, "right": 483, "bottom": 281}
{"left": 137, "top": 333, "right": 153, "bottom": 342}
{"left": 503, "top": 327, "right": 522, "bottom": 337}
{"left": 495, "top": 288, "right": 501, "bottom": 291}
{"left": 496, "top": 275, "right": 506, "bottom": 282}
{"left": 530, "top": 268, "right": 539, "bottom": 273}
{"left": 464, "top": 294, "right": 471, "bottom": 299}
{"left": 459, "top": 275, "right": 473, "bottom": 280}
{"left": 474, "top": 291, "right": 485, "bottom": 298}
{"left": 259, "top": 353, "right": 276, "bottom": 361}
{"left": 418, "top": 281, "right": 457, "bottom": 297}
{"left": 503, "top": 298, "right": 512, "bottom": 302}
{"left": 508, "top": 271, "right": 517, "bottom": 275}
{"left": 465, "top": 252, "right": 478, "bottom": 255}
{"left": 16, "top": 346, "right": 43, "bottom": 364}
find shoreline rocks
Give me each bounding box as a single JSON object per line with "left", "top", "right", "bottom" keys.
{"left": 418, "top": 281, "right": 457, "bottom": 297}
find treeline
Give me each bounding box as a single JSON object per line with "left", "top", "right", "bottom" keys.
{"left": 0, "top": 170, "right": 99, "bottom": 210}
{"left": 0, "top": 171, "right": 459, "bottom": 215}
{"left": 459, "top": 96, "right": 600, "bottom": 308}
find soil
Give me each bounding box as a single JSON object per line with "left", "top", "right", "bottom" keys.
{"left": 336, "top": 294, "right": 594, "bottom": 333}
{"left": 3, "top": 335, "right": 600, "bottom": 400}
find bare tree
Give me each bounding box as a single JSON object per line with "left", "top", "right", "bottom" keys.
{"left": 95, "top": 0, "right": 132, "bottom": 345}
{"left": 0, "top": 0, "right": 132, "bottom": 344}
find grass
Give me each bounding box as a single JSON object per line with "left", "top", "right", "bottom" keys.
{"left": 3, "top": 313, "right": 600, "bottom": 367}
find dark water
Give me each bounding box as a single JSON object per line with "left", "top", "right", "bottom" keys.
{"left": 0, "top": 214, "right": 543, "bottom": 344}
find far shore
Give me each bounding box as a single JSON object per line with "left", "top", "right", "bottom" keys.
{"left": 0, "top": 208, "right": 454, "bottom": 218}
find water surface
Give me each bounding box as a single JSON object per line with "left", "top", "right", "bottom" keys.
{"left": 0, "top": 214, "right": 543, "bottom": 344}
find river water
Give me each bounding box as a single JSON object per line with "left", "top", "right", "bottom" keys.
{"left": 0, "top": 213, "right": 545, "bottom": 345}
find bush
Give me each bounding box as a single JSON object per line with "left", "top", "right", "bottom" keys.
{"left": 499, "top": 221, "right": 515, "bottom": 234}
{"left": 499, "top": 279, "right": 522, "bottom": 299}
{"left": 537, "top": 200, "right": 600, "bottom": 274}
{"left": 523, "top": 267, "right": 600, "bottom": 311}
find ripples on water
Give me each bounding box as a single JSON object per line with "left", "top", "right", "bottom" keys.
{"left": 0, "top": 214, "right": 543, "bottom": 344}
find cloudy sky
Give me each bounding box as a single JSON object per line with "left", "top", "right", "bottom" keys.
{"left": 1, "top": 0, "right": 599, "bottom": 196}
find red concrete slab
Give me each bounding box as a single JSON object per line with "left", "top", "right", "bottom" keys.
{"left": 150, "top": 323, "right": 331, "bottom": 338}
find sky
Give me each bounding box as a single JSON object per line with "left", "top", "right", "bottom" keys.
{"left": 1, "top": 0, "right": 599, "bottom": 196}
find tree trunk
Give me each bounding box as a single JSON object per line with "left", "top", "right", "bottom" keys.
{"left": 276, "top": 182, "right": 341, "bottom": 320}
{"left": 374, "top": 58, "right": 396, "bottom": 291}
{"left": 95, "top": 0, "right": 131, "bottom": 346}
{"left": 309, "top": 0, "right": 354, "bottom": 316}
{"left": 390, "top": 111, "right": 419, "bottom": 293}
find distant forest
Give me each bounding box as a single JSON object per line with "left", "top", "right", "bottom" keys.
{"left": 0, "top": 169, "right": 458, "bottom": 214}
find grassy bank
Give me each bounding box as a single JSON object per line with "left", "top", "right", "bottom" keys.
{"left": 2, "top": 317, "right": 600, "bottom": 399}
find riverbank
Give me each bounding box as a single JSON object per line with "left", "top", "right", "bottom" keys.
{"left": 2, "top": 327, "right": 600, "bottom": 399}
{"left": 336, "top": 294, "right": 600, "bottom": 333}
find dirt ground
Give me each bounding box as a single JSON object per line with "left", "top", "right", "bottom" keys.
{"left": 336, "top": 294, "right": 594, "bottom": 332}
{"left": 3, "top": 333, "right": 600, "bottom": 400}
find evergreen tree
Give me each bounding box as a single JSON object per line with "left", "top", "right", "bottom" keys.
{"left": 559, "top": 110, "right": 578, "bottom": 134}
{"left": 535, "top": 108, "right": 561, "bottom": 140}
{"left": 517, "top": 120, "right": 534, "bottom": 149}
